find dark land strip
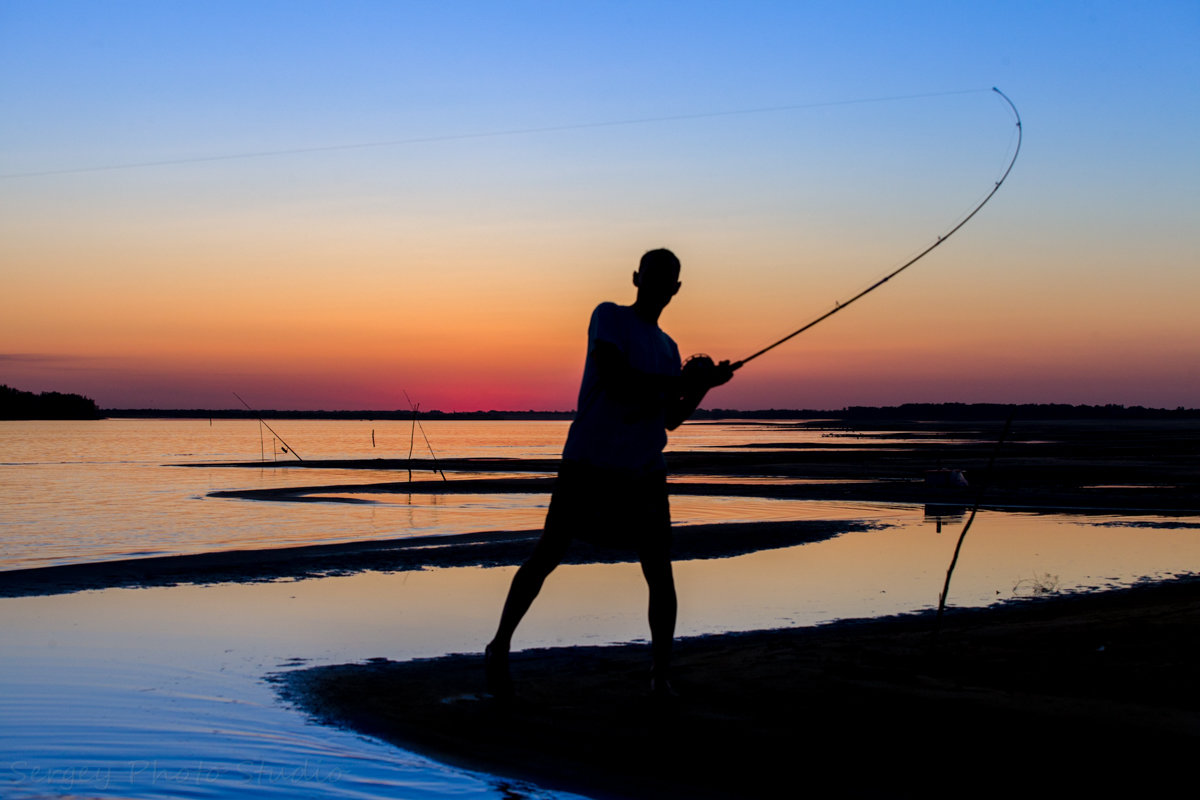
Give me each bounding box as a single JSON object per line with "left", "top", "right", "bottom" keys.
{"left": 0, "top": 519, "right": 874, "bottom": 598}
{"left": 210, "top": 472, "right": 1200, "bottom": 515}
{"left": 278, "top": 576, "right": 1200, "bottom": 799}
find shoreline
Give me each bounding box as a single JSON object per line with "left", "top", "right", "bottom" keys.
{"left": 280, "top": 577, "right": 1200, "bottom": 798}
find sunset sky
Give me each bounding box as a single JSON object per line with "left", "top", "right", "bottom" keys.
{"left": 2, "top": 1, "right": 1197, "bottom": 411}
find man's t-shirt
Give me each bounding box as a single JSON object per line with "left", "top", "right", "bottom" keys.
{"left": 562, "top": 302, "right": 682, "bottom": 473}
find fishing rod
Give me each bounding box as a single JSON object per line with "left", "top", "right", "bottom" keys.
{"left": 232, "top": 392, "right": 303, "bottom": 462}
{"left": 727, "top": 87, "right": 1022, "bottom": 373}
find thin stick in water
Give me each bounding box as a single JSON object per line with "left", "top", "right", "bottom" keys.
{"left": 934, "top": 416, "right": 1014, "bottom": 637}
{"left": 416, "top": 417, "right": 447, "bottom": 482}
{"left": 408, "top": 402, "right": 417, "bottom": 483}
{"left": 404, "top": 391, "right": 447, "bottom": 482}
{"left": 233, "top": 392, "right": 303, "bottom": 462}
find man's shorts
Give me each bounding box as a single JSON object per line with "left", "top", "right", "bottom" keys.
{"left": 545, "top": 460, "right": 671, "bottom": 551}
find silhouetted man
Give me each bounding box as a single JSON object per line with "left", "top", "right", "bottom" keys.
{"left": 486, "top": 248, "right": 732, "bottom": 696}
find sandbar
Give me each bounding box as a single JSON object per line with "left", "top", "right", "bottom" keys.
{"left": 279, "top": 577, "right": 1200, "bottom": 798}
{"left": 0, "top": 518, "right": 873, "bottom": 598}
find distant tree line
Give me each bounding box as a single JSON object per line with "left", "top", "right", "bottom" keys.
{"left": 100, "top": 402, "right": 1199, "bottom": 421}
{"left": 103, "top": 408, "right": 578, "bottom": 421}
{"left": 826, "top": 403, "right": 1200, "bottom": 421}
{"left": 1, "top": 385, "right": 100, "bottom": 420}
{"left": 697, "top": 403, "right": 1199, "bottom": 421}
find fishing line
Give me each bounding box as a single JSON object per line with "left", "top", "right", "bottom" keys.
{"left": 1, "top": 88, "right": 989, "bottom": 180}
{"left": 728, "top": 87, "right": 1022, "bottom": 372}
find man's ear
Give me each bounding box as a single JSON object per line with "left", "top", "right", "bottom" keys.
{"left": 632, "top": 270, "right": 640, "bottom": 287}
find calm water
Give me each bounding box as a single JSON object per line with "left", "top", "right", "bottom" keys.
{"left": 2, "top": 419, "right": 1198, "bottom": 799}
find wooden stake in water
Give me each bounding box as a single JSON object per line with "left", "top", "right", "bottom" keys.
{"left": 407, "top": 404, "right": 417, "bottom": 483}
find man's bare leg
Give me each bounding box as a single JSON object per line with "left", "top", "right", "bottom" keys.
{"left": 486, "top": 526, "right": 570, "bottom": 693}
{"left": 639, "top": 542, "right": 677, "bottom": 692}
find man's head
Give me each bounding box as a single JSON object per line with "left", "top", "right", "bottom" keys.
{"left": 633, "top": 248, "right": 682, "bottom": 312}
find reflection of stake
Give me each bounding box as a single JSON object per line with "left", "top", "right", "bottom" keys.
{"left": 933, "top": 416, "right": 1013, "bottom": 641}
{"left": 404, "top": 391, "right": 447, "bottom": 482}
{"left": 233, "top": 392, "right": 303, "bottom": 462}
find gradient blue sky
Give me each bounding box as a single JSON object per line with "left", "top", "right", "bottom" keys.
{"left": 2, "top": 1, "right": 1197, "bottom": 410}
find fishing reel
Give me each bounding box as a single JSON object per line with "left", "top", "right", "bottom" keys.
{"left": 682, "top": 353, "right": 735, "bottom": 389}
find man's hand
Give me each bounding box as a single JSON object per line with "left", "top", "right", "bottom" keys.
{"left": 682, "top": 354, "right": 734, "bottom": 393}
{"left": 709, "top": 359, "right": 734, "bottom": 388}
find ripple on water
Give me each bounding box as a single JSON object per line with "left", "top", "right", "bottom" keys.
{"left": 0, "top": 655, "right": 570, "bottom": 799}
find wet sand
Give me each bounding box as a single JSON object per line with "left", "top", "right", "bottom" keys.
{"left": 280, "top": 577, "right": 1200, "bottom": 799}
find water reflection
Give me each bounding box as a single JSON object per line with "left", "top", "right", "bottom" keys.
{"left": 923, "top": 503, "right": 969, "bottom": 533}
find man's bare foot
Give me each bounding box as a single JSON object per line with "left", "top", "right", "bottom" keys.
{"left": 484, "top": 643, "right": 513, "bottom": 699}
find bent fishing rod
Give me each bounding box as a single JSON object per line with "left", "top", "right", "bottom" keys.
{"left": 727, "top": 87, "right": 1022, "bottom": 373}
